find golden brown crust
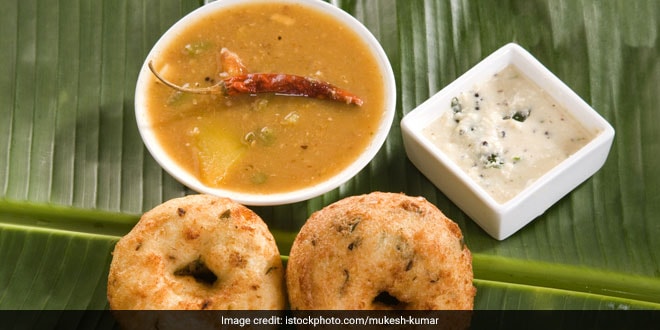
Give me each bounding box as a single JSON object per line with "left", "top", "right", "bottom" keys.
{"left": 107, "top": 194, "right": 285, "bottom": 310}
{"left": 286, "top": 192, "right": 475, "bottom": 310}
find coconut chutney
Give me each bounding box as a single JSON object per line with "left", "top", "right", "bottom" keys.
{"left": 423, "top": 65, "right": 597, "bottom": 203}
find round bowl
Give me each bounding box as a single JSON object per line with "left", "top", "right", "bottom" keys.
{"left": 135, "top": 0, "right": 396, "bottom": 206}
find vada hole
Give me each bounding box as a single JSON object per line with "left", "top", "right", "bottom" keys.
{"left": 174, "top": 258, "right": 218, "bottom": 286}
{"left": 372, "top": 291, "right": 407, "bottom": 309}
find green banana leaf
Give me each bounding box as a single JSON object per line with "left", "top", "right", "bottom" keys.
{"left": 1, "top": 0, "right": 659, "bottom": 321}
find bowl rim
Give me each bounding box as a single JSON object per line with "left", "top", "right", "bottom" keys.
{"left": 401, "top": 42, "right": 615, "bottom": 212}
{"left": 134, "top": 0, "right": 396, "bottom": 206}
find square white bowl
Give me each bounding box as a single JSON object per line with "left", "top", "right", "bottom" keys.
{"left": 401, "top": 43, "right": 615, "bottom": 240}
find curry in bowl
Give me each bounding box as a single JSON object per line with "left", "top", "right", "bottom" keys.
{"left": 137, "top": 0, "right": 392, "bottom": 200}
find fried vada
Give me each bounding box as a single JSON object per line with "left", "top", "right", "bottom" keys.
{"left": 286, "top": 192, "right": 475, "bottom": 310}
{"left": 107, "top": 194, "right": 285, "bottom": 310}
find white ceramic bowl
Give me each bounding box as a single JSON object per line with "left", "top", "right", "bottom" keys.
{"left": 135, "top": 0, "right": 396, "bottom": 206}
{"left": 401, "top": 43, "right": 615, "bottom": 240}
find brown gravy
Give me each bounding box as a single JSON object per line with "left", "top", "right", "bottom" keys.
{"left": 146, "top": 3, "right": 385, "bottom": 194}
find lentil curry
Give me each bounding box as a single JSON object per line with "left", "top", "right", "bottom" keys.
{"left": 146, "top": 3, "right": 385, "bottom": 193}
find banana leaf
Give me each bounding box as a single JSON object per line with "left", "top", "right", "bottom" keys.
{"left": 1, "top": 0, "right": 659, "bottom": 322}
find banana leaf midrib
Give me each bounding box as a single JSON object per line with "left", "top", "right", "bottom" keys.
{"left": 2, "top": 199, "right": 659, "bottom": 308}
